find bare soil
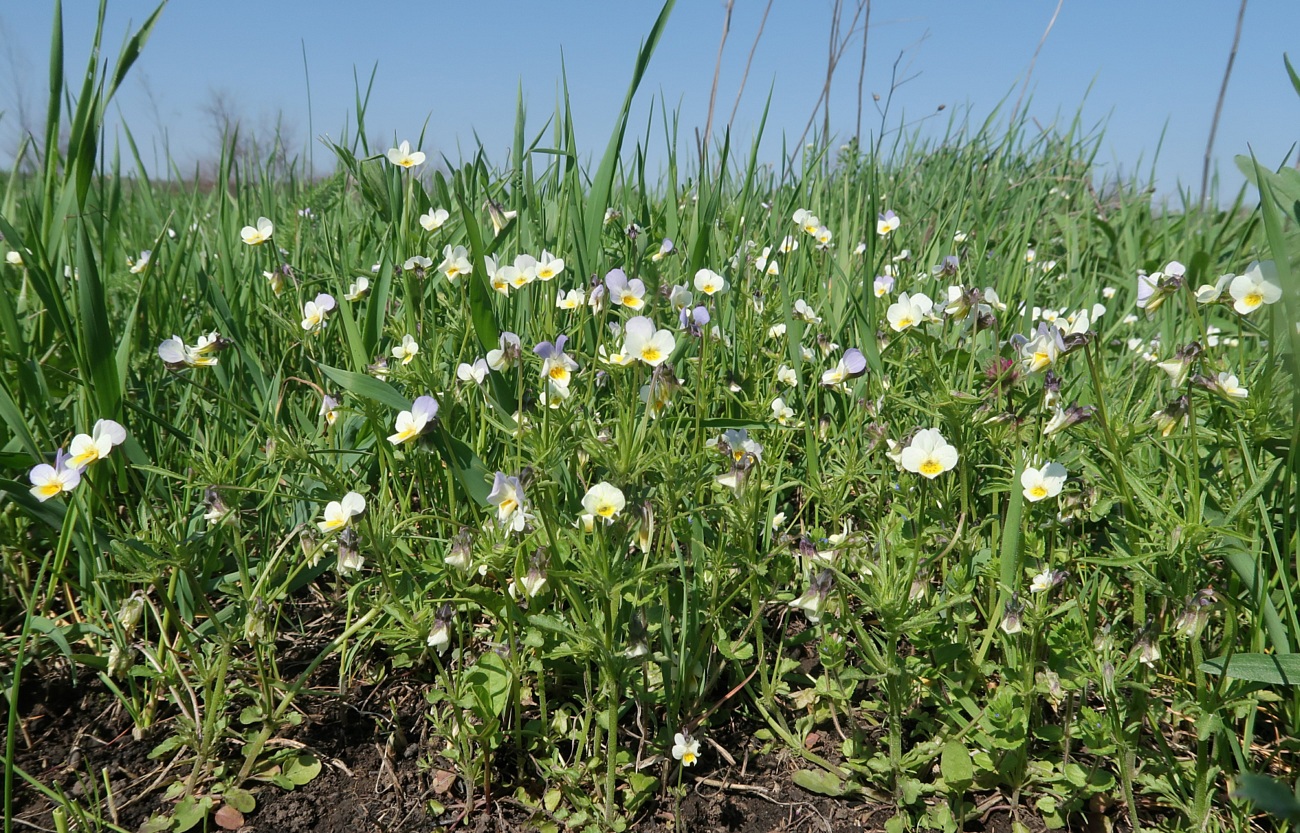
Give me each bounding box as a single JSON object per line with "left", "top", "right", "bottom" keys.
{"left": 11, "top": 669, "right": 1068, "bottom": 833}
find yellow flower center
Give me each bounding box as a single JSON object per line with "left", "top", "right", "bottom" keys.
{"left": 919, "top": 457, "right": 943, "bottom": 476}
{"left": 596, "top": 503, "right": 617, "bottom": 518}
{"left": 500, "top": 497, "right": 518, "bottom": 514}
{"left": 549, "top": 366, "right": 569, "bottom": 381}
{"left": 37, "top": 481, "right": 62, "bottom": 498}
{"left": 1244, "top": 291, "right": 1263, "bottom": 308}
{"left": 70, "top": 449, "right": 98, "bottom": 467}
{"left": 896, "top": 315, "right": 914, "bottom": 329}
{"left": 1029, "top": 485, "right": 1048, "bottom": 499}
{"left": 682, "top": 751, "right": 696, "bottom": 765}
{"left": 640, "top": 346, "right": 662, "bottom": 363}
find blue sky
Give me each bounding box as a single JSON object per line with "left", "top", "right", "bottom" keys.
{"left": 1, "top": 1, "right": 1297, "bottom": 202}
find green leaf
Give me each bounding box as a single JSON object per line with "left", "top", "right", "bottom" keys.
{"left": 173, "top": 795, "right": 214, "bottom": 832}
{"left": 76, "top": 220, "right": 120, "bottom": 418}
{"left": 316, "top": 362, "right": 410, "bottom": 412}
{"left": 792, "top": 768, "right": 852, "bottom": 797}
{"left": 453, "top": 175, "right": 501, "bottom": 354}
{"left": 1250, "top": 152, "right": 1300, "bottom": 423}
{"left": 1234, "top": 773, "right": 1300, "bottom": 822}
{"left": 463, "top": 650, "right": 512, "bottom": 722}
{"left": 282, "top": 752, "right": 322, "bottom": 787}
{"left": 1285, "top": 54, "right": 1300, "bottom": 100}
{"left": 940, "top": 739, "right": 973, "bottom": 788}
{"left": 623, "top": 771, "right": 659, "bottom": 812}
{"left": 1201, "top": 653, "right": 1300, "bottom": 685}
{"left": 223, "top": 787, "right": 256, "bottom": 814}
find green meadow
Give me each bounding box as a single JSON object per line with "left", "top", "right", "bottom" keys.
{"left": 4, "top": 2, "right": 1300, "bottom": 831}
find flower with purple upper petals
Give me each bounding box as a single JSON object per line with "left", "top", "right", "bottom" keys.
{"left": 535, "top": 334, "right": 579, "bottom": 388}
{"left": 29, "top": 449, "right": 81, "bottom": 502}
{"left": 820, "top": 348, "right": 867, "bottom": 387}
{"left": 678, "top": 305, "right": 710, "bottom": 335}
{"left": 876, "top": 210, "right": 900, "bottom": 236}
{"left": 605, "top": 268, "right": 646, "bottom": 311}
{"left": 388, "top": 395, "right": 439, "bottom": 445}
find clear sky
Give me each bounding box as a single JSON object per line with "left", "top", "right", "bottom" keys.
{"left": 1, "top": 1, "right": 1297, "bottom": 203}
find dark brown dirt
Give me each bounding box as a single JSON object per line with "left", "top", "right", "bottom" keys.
{"left": 11, "top": 669, "right": 1076, "bottom": 833}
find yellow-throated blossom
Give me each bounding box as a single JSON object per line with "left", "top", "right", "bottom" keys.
{"left": 556, "top": 288, "right": 585, "bottom": 309}
{"left": 771, "top": 397, "right": 795, "bottom": 426}
{"left": 320, "top": 394, "right": 339, "bottom": 426}
{"left": 672, "top": 731, "right": 701, "bottom": 767}
{"left": 820, "top": 348, "right": 867, "bottom": 387}
{"left": 318, "top": 491, "right": 365, "bottom": 533}
{"left": 29, "top": 450, "right": 80, "bottom": 502}
{"left": 301, "top": 293, "right": 337, "bottom": 333}
{"left": 438, "top": 245, "right": 473, "bottom": 282}
{"left": 1229, "top": 260, "right": 1282, "bottom": 315}
{"left": 694, "top": 268, "right": 727, "bottom": 296}
{"left": 501, "top": 254, "right": 537, "bottom": 290}
{"left": 621, "top": 317, "right": 675, "bottom": 367}
{"left": 386, "top": 140, "right": 426, "bottom": 169}
{"left": 1208, "top": 371, "right": 1248, "bottom": 400}
{"left": 534, "top": 334, "right": 579, "bottom": 388}
{"left": 241, "top": 217, "right": 273, "bottom": 246}
{"left": 391, "top": 334, "right": 420, "bottom": 366}
{"left": 158, "top": 334, "right": 219, "bottom": 369}
{"left": 582, "top": 482, "right": 626, "bottom": 523}
{"left": 900, "top": 428, "right": 958, "bottom": 479}
{"left": 886, "top": 292, "right": 933, "bottom": 332}
{"left": 1017, "top": 323, "right": 1066, "bottom": 373}
{"left": 67, "top": 419, "right": 127, "bottom": 470}
{"left": 535, "top": 250, "right": 565, "bottom": 281}
{"left": 605, "top": 269, "right": 646, "bottom": 310}
{"left": 487, "top": 471, "right": 530, "bottom": 533}
{"left": 388, "top": 395, "right": 439, "bottom": 445}
{"left": 1021, "top": 461, "right": 1067, "bottom": 502}
{"left": 877, "top": 210, "right": 900, "bottom": 236}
